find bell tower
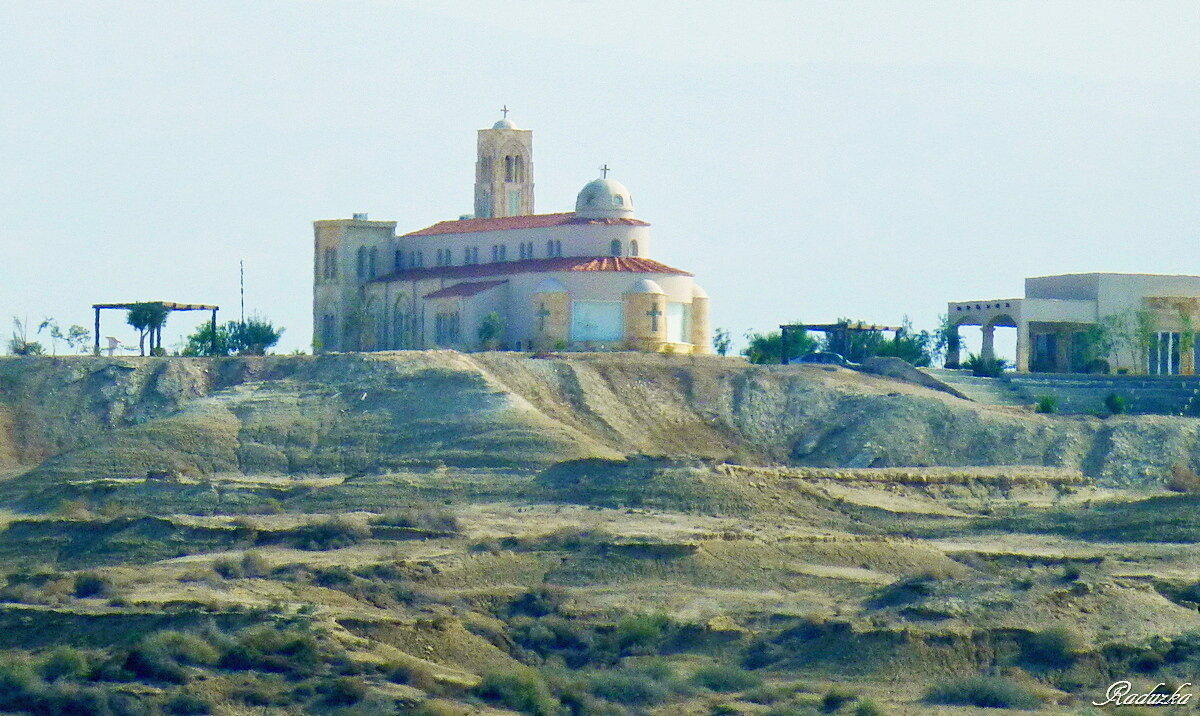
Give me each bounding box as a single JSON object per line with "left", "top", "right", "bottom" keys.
{"left": 474, "top": 106, "right": 534, "bottom": 218}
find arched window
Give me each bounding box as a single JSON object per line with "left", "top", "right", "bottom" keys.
{"left": 630, "top": 240, "right": 639, "bottom": 257}
{"left": 368, "top": 248, "right": 377, "bottom": 278}
{"left": 356, "top": 247, "right": 366, "bottom": 278}
{"left": 394, "top": 249, "right": 403, "bottom": 271}
{"left": 515, "top": 156, "right": 524, "bottom": 182}
{"left": 323, "top": 247, "right": 337, "bottom": 280}
{"left": 504, "top": 156, "right": 515, "bottom": 182}
{"left": 613, "top": 194, "right": 624, "bottom": 207}
{"left": 610, "top": 240, "right": 621, "bottom": 257}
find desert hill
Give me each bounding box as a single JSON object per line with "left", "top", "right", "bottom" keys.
{"left": 0, "top": 352, "right": 1198, "bottom": 714}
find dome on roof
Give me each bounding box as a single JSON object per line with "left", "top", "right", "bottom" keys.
{"left": 627, "top": 278, "right": 665, "bottom": 295}
{"left": 691, "top": 284, "right": 708, "bottom": 299}
{"left": 575, "top": 178, "right": 635, "bottom": 219}
{"left": 492, "top": 118, "right": 518, "bottom": 129}
{"left": 534, "top": 278, "right": 567, "bottom": 294}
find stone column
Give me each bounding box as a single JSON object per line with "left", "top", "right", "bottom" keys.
{"left": 689, "top": 294, "right": 711, "bottom": 355}
{"left": 980, "top": 324, "right": 996, "bottom": 363}
{"left": 1015, "top": 320, "right": 1030, "bottom": 373}
{"left": 945, "top": 324, "right": 961, "bottom": 368}
{"left": 623, "top": 285, "right": 668, "bottom": 352}
{"left": 533, "top": 291, "right": 569, "bottom": 351}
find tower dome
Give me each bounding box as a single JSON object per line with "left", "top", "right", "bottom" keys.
{"left": 493, "top": 118, "right": 518, "bottom": 129}
{"left": 575, "top": 178, "right": 635, "bottom": 219}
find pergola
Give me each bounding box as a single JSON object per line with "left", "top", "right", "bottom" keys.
{"left": 780, "top": 322, "right": 902, "bottom": 365}
{"left": 92, "top": 302, "right": 219, "bottom": 356}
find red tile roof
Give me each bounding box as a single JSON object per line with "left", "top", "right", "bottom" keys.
{"left": 374, "top": 256, "right": 692, "bottom": 283}
{"left": 422, "top": 280, "right": 509, "bottom": 299}
{"left": 402, "top": 212, "right": 650, "bottom": 237}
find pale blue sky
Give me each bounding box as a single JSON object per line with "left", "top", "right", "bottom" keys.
{"left": 2, "top": 1, "right": 1198, "bottom": 357}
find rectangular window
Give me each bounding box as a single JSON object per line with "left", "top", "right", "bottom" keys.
{"left": 321, "top": 314, "right": 336, "bottom": 349}
{"left": 435, "top": 311, "right": 461, "bottom": 345}
{"left": 666, "top": 302, "right": 690, "bottom": 344}
{"left": 508, "top": 190, "right": 520, "bottom": 216}
{"left": 1149, "top": 332, "right": 1182, "bottom": 375}
{"left": 570, "top": 301, "right": 623, "bottom": 342}
{"left": 394, "top": 249, "right": 403, "bottom": 271}
{"left": 1032, "top": 334, "right": 1057, "bottom": 372}
{"left": 368, "top": 248, "right": 377, "bottom": 278}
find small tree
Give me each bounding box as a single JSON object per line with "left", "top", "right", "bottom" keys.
{"left": 477, "top": 311, "right": 505, "bottom": 350}
{"left": 183, "top": 318, "right": 282, "bottom": 356}
{"left": 1133, "top": 308, "right": 1157, "bottom": 374}
{"left": 126, "top": 302, "right": 170, "bottom": 356}
{"left": 34, "top": 319, "right": 90, "bottom": 356}
{"left": 183, "top": 322, "right": 232, "bottom": 356}
{"left": 873, "top": 317, "right": 935, "bottom": 366}
{"left": 1178, "top": 308, "right": 1196, "bottom": 374}
{"left": 821, "top": 318, "right": 884, "bottom": 362}
{"left": 934, "top": 314, "right": 962, "bottom": 367}
{"left": 232, "top": 317, "right": 284, "bottom": 355}
{"left": 712, "top": 328, "right": 732, "bottom": 356}
{"left": 7, "top": 317, "right": 44, "bottom": 355}
{"left": 742, "top": 326, "right": 817, "bottom": 364}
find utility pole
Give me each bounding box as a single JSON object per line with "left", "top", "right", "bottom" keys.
{"left": 239, "top": 260, "right": 245, "bottom": 326}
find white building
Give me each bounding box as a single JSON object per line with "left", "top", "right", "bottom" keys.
{"left": 949, "top": 273, "right": 1200, "bottom": 374}
{"left": 312, "top": 114, "right": 710, "bottom": 354}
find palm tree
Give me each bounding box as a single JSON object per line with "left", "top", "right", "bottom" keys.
{"left": 126, "top": 302, "right": 170, "bottom": 356}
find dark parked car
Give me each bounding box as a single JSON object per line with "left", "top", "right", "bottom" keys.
{"left": 798, "top": 351, "right": 847, "bottom": 366}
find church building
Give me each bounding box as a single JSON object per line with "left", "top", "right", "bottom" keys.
{"left": 312, "top": 112, "right": 711, "bottom": 354}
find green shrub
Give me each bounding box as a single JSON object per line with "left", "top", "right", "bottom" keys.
{"left": 690, "top": 664, "right": 764, "bottom": 692}
{"left": 507, "top": 587, "right": 568, "bottom": 617}
{"left": 1022, "top": 626, "right": 1084, "bottom": 668}
{"left": 822, "top": 687, "right": 856, "bottom": 712}
{"left": 964, "top": 353, "right": 1007, "bottom": 377}
{"left": 220, "top": 625, "right": 324, "bottom": 676}
{"left": 240, "top": 551, "right": 269, "bottom": 578}
{"left": 0, "top": 657, "right": 41, "bottom": 708}
{"left": 163, "top": 690, "right": 214, "bottom": 715}
{"left": 1035, "top": 395, "right": 1057, "bottom": 414}
{"left": 126, "top": 631, "right": 218, "bottom": 683}
{"left": 294, "top": 517, "right": 369, "bottom": 550}
{"left": 372, "top": 506, "right": 459, "bottom": 532}
{"left": 474, "top": 667, "right": 558, "bottom": 715}
{"left": 854, "top": 699, "right": 887, "bottom": 716}
{"left": 587, "top": 669, "right": 671, "bottom": 705}
{"left": 41, "top": 646, "right": 90, "bottom": 681}
{"left": 211, "top": 558, "right": 243, "bottom": 579}
{"left": 73, "top": 573, "right": 111, "bottom": 598}
{"left": 322, "top": 676, "right": 368, "bottom": 706}
{"left": 1105, "top": 392, "right": 1128, "bottom": 414}
{"left": 925, "top": 676, "right": 1039, "bottom": 709}
{"left": 615, "top": 613, "right": 670, "bottom": 652}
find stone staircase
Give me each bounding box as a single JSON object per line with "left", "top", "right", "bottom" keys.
{"left": 924, "top": 368, "right": 1200, "bottom": 415}
{"left": 922, "top": 368, "right": 1030, "bottom": 407}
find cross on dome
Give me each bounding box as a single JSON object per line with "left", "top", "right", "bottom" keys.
{"left": 501, "top": 104, "right": 509, "bottom": 119}
{"left": 599, "top": 164, "right": 611, "bottom": 179}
